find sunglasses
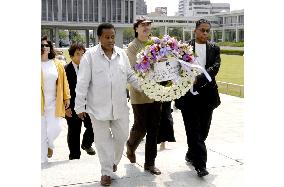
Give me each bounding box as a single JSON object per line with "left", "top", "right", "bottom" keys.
{"left": 197, "top": 28, "right": 211, "bottom": 33}
{"left": 41, "top": 44, "right": 50, "bottom": 48}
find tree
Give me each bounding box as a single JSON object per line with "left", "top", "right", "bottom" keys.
{"left": 123, "top": 28, "right": 134, "bottom": 44}
{"left": 41, "top": 29, "right": 50, "bottom": 38}
{"left": 169, "top": 27, "right": 182, "bottom": 41}
{"left": 69, "top": 31, "right": 85, "bottom": 43}
{"left": 59, "top": 30, "right": 67, "bottom": 40}
{"left": 151, "top": 27, "right": 160, "bottom": 37}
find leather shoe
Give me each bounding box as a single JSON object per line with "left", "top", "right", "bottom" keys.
{"left": 196, "top": 168, "right": 209, "bottom": 177}
{"left": 81, "top": 145, "right": 96, "bottom": 155}
{"left": 100, "top": 175, "right": 111, "bottom": 186}
{"left": 113, "top": 164, "right": 117, "bottom": 172}
{"left": 47, "top": 148, "right": 53, "bottom": 158}
{"left": 144, "top": 164, "right": 161, "bottom": 175}
{"left": 126, "top": 141, "right": 136, "bottom": 163}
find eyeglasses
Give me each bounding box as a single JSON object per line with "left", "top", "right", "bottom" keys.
{"left": 41, "top": 44, "right": 50, "bottom": 48}
{"left": 197, "top": 28, "right": 211, "bottom": 33}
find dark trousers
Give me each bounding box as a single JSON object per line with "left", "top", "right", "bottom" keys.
{"left": 180, "top": 104, "right": 213, "bottom": 169}
{"left": 128, "top": 102, "right": 162, "bottom": 166}
{"left": 66, "top": 111, "right": 94, "bottom": 159}
{"left": 157, "top": 101, "right": 176, "bottom": 144}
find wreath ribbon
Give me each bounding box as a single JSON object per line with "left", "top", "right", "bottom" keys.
{"left": 178, "top": 60, "right": 212, "bottom": 95}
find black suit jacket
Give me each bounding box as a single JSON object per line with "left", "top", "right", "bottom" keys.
{"left": 64, "top": 62, "right": 78, "bottom": 110}
{"left": 175, "top": 39, "right": 221, "bottom": 110}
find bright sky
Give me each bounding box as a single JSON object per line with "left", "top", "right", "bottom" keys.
{"left": 144, "top": 0, "right": 244, "bottom": 16}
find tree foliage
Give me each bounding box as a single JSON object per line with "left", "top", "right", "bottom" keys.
{"left": 123, "top": 28, "right": 134, "bottom": 44}
{"left": 59, "top": 30, "right": 67, "bottom": 40}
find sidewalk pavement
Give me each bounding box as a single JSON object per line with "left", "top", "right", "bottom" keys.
{"left": 41, "top": 94, "right": 244, "bottom": 187}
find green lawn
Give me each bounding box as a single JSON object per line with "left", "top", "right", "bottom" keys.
{"left": 216, "top": 54, "right": 244, "bottom": 97}
{"left": 216, "top": 54, "right": 244, "bottom": 85}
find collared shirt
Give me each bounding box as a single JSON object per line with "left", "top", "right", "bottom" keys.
{"left": 75, "top": 43, "right": 140, "bottom": 120}
{"left": 72, "top": 61, "right": 79, "bottom": 75}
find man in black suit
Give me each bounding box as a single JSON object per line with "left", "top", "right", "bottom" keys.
{"left": 65, "top": 43, "right": 95, "bottom": 160}
{"left": 175, "top": 19, "right": 221, "bottom": 177}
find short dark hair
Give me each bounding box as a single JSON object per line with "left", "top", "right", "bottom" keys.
{"left": 195, "top": 19, "right": 211, "bottom": 29}
{"left": 97, "top": 23, "right": 115, "bottom": 37}
{"left": 68, "top": 42, "right": 86, "bottom": 57}
{"left": 41, "top": 36, "right": 56, "bottom": 59}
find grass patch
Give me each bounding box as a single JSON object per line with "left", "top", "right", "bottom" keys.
{"left": 217, "top": 54, "right": 244, "bottom": 85}
{"left": 217, "top": 41, "right": 244, "bottom": 47}
{"left": 217, "top": 54, "right": 244, "bottom": 97}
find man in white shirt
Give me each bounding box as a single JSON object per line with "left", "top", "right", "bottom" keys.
{"left": 74, "top": 23, "right": 140, "bottom": 186}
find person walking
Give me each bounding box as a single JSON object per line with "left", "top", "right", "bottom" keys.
{"left": 175, "top": 19, "right": 221, "bottom": 177}
{"left": 125, "top": 16, "right": 162, "bottom": 175}
{"left": 74, "top": 23, "right": 141, "bottom": 186}
{"left": 41, "top": 36, "right": 71, "bottom": 164}
{"left": 65, "top": 42, "right": 96, "bottom": 160}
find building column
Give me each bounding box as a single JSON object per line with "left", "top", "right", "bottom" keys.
{"left": 86, "top": 30, "right": 90, "bottom": 47}
{"left": 98, "top": 0, "right": 102, "bottom": 22}
{"left": 190, "top": 29, "right": 193, "bottom": 40}
{"left": 55, "top": 27, "right": 59, "bottom": 47}
{"left": 210, "top": 29, "right": 214, "bottom": 42}
{"left": 115, "top": 27, "right": 123, "bottom": 48}
{"left": 221, "top": 28, "right": 225, "bottom": 42}
{"left": 235, "top": 27, "right": 239, "bottom": 42}
{"left": 58, "top": 0, "right": 62, "bottom": 21}
{"left": 164, "top": 25, "right": 168, "bottom": 35}
{"left": 50, "top": 28, "right": 54, "bottom": 42}
{"left": 222, "top": 16, "right": 225, "bottom": 42}
{"left": 93, "top": 28, "right": 98, "bottom": 45}
{"left": 182, "top": 27, "right": 185, "bottom": 42}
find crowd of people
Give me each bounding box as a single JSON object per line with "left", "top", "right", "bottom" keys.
{"left": 41, "top": 17, "right": 221, "bottom": 186}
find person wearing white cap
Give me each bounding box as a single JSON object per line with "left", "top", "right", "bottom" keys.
{"left": 125, "top": 16, "right": 162, "bottom": 175}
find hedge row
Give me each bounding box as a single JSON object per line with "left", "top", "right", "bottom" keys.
{"left": 217, "top": 41, "right": 244, "bottom": 47}
{"left": 220, "top": 49, "right": 244, "bottom": 56}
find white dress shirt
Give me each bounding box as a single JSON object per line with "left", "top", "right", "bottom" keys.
{"left": 195, "top": 42, "right": 206, "bottom": 68}
{"left": 72, "top": 61, "right": 79, "bottom": 75}
{"left": 75, "top": 44, "right": 140, "bottom": 121}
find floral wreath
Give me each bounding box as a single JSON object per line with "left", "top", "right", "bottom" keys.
{"left": 135, "top": 35, "right": 201, "bottom": 102}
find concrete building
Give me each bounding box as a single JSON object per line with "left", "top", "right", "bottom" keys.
{"left": 41, "top": 0, "right": 136, "bottom": 47}
{"left": 178, "top": 0, "right": 187, "bottom": 16}
{"left": 136, "top": 0, "right": 147, "bottom": 15}
{"left": 211, "top": 3, "right": 230, "bottom": 14}
{"left": 178, "top": 0, "right": 230, "bottom": 17}
{"left": 155, "top": 7, "right": 167, "bottom": 16}
{"left": 41, "top": 0, "right": 243, "bottom": 47}
{"left": 145, "top": 9, "right": 244, "bottom": 42}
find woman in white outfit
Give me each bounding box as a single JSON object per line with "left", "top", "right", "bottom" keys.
{"left": 41, "top": 36, "right": 71, "bottom": 164}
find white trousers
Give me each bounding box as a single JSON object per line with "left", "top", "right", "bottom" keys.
{"left": 41, "top": 107, "right": 62, "bottom": 163}
{"left": 89, "top": 114, "right": 129, "bottom": 176}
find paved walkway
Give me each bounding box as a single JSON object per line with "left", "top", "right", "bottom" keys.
{"left": 41, "top": 94, "right": 243, "bottom": 187}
